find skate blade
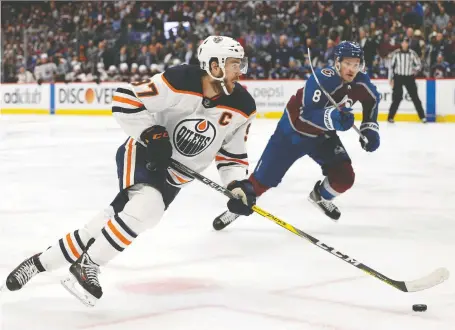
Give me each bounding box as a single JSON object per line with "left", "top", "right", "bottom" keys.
{"left": 307, "top": 197, "right": 339, "bottom": 222}
{"left": 61, "top": 274, "right": 98, "bottom": 307}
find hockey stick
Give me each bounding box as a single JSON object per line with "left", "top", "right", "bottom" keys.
{"left": 307, "top": 48, "right": 368, "bottom": 145}
{"left": 171, "top": 158, "right": 450, "bottom": 292}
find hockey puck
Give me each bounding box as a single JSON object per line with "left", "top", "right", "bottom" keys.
{"left": 412, "top": 304, "right": 427, "bottom": 312}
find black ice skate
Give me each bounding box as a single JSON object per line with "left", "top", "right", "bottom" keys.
{"left": 4, "top": 253, "right": 45, "bottom": 291}
{"left": 213, "top": 210, "right": 240, "bottom": 231}
{"left": 308, "top": 181, "right": 341, "bottom": 221}
{"left": 61, "top": 252, "right": 102, "bottom": 307}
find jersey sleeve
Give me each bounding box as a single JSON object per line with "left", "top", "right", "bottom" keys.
{"left": 357, "top": 73, "right": 380, "bottom": 123}
{"left": 215, "top": 116, "right": 255, "bottom": 186}
{"left": 300, "top": 68, "right": 341, "bottom": 130}
{"left": 112, "top": 73, "right": 177, "bottom": 140}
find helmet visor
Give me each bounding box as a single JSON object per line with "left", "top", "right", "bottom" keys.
{"left": 225, "top": 57, "right": 249, "bottom": 74}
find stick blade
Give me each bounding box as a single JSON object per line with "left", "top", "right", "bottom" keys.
{"left": 404, "top": 267, "right": 450, "bottom": 292}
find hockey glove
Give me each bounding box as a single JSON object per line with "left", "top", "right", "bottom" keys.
{"left": 324, "top": 106, "right": 354, "bottom": 131}
{"left": 227, "top": 180, "right": 256, "bottom": 216}
{"left": 140, "top": 125, "right": 172, "bottom": 171}
{"left": 359, "top": 122, "right": 380, "bottom": 152}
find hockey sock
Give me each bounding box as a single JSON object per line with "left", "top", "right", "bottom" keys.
{"left": 318, "top": 177, "right": 338, "bottom": 200}
{"left": 39, "top": 228, "right": 91, "bottom": 271}
{"left": 88, "top": 214, "right": 138, "bottom": 265}
{"left": 39, "top": 208, "right": 114, "bottom": 271}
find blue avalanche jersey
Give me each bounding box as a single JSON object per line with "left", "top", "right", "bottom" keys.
{"left": 286, "top": 67, "right": 380, "bottom": 137}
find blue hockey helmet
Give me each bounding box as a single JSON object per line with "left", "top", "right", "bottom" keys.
{"left": 334, "top": 41, "right": 365, "bottom": 72}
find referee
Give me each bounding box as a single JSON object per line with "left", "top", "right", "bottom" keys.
{"left": 388, "top": 38, "right": 426, "bottom": 123}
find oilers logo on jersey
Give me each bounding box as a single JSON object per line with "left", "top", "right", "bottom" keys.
{"left": 174, "top": 119, "right": 217, "bottom": 157}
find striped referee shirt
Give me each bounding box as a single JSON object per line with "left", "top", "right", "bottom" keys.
{"left": 388, "top": 48, "right": 421, "bottom": 80}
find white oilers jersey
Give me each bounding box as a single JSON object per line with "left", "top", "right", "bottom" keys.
{"left": 112, "top": 65, "right": 256, "bottom": 187}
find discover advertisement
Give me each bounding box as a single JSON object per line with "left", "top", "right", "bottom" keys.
{"left": 54, "top": 82, "right": 128, "bottom": 114}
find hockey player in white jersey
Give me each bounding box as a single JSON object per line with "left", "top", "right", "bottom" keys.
{"left": 3, "top": 36, "right": 257, "bottom": 306}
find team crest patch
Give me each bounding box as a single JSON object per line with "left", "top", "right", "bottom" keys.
{"left": 213, "top": 36, "right": 223, "bottom": 43}
{"left": 174, "top": 119, "right": 216, "bottom": 157}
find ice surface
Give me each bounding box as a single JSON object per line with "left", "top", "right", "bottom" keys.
{"left": 0, "top": 116, "right": 454, "bottom": 329}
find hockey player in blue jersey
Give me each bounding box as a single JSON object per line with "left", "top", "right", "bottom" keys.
{"left": 215, "top": 41, "right": 381, "bottom": 229}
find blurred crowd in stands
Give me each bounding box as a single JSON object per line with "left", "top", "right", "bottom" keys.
{"left": 2, "top": 1, "right": 455, "bottom": 84}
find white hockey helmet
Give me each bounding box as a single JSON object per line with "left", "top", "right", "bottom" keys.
{"left": 120, "top": 62, "right": 129, "bottom": 72}
{"left": 139, "top": 64, "right": 147, "bottom": 73}
{"left": 197, "top": 36, "right": 247, "bottom": 78}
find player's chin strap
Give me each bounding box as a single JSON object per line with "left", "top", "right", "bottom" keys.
{"left": 169, "top": 158, "right": 450, "bottom": 293}
{"left": 334, "top": 58, "right": 341, "bottom": 76}
{"left": 207, "top": 68, "right": 231, "bottom": 95}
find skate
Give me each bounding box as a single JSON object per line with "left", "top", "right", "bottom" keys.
{"left": 3, "top": 253, "right": 45, "bottom": 291}
{"left": 213, "top": 210, "right": 241, "bottom": 230}
{"left": 308, "top": 181, "right": 341, "bottom": 221}
{"left": 61, "top": 252, "right": 102, "bottom": 307}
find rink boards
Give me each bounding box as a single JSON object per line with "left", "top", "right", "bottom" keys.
{"left": 1, "top": 79, "right": 454, "bottom": 122}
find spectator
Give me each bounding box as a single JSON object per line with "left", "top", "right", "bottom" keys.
{"left": 434, "top": 6, "right": 450, "bottom": 31}
{"left": 86, "top": 40, "right": 99, "bottom": 70}
{"left": 288, "top": 57, "right": 304, "bottom": 79}
{"left": 116, "top": 45, "right": 129, "bottom": 66}
{"left": 2, "top": 1, "right": 454, "bottom": 82}
{"left": 324, "top": 39, "right": 336, "bottom": 67}
{"left": 246, "top": 57, "right": 266, "bottom": 79}
{"left": 137, "top": 45, "right": 153, "bottom": 67}
{"left": 55, "top": 54, "right": 71, "bottom": 82}
{"left": 269, "top": 59, "right": 289, "bottom": 79}
{"left": 358, "top": 28, "right": 377, "bottom": 73}
{"left": 273, "top": 35, "right": 292, "bottom": 66}
{"left": 403, "top": 3, "right": 421, "bottom": 28}
{"left": 410, "top": 29, "right": 425, "bottom": 59}
{"left": 17, "top": 66, "right": 36, "bottom": 83}
{"left": 431, "top": 53, "right": 451, "bottom": 78}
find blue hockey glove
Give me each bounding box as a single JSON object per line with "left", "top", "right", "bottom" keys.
{"left": 359, "top": 122, "right": 380, "bottom": 152}
{"left": 227, "top": 180, "right": 256, "bottom": 216}
{"left": 324, "top": 106, "right": 354, "bottom": 131}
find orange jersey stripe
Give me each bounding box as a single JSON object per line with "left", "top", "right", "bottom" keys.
{"left": 125, "top": 138, "right": 134, "bottom": 187}
{"left": 161, "top": 75, "right": 203, "bottom": 97}
{"left": 66, "top": 233, "right": 80, "bottom": 259}
{"left": 113, "top": 95, "right": 144, "bottom": 108}
{"left": 215, "top": 155, "right": 249, "bottom": 166}
{"left": 107, "top": 220, "right": 132, "bottom": 246}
